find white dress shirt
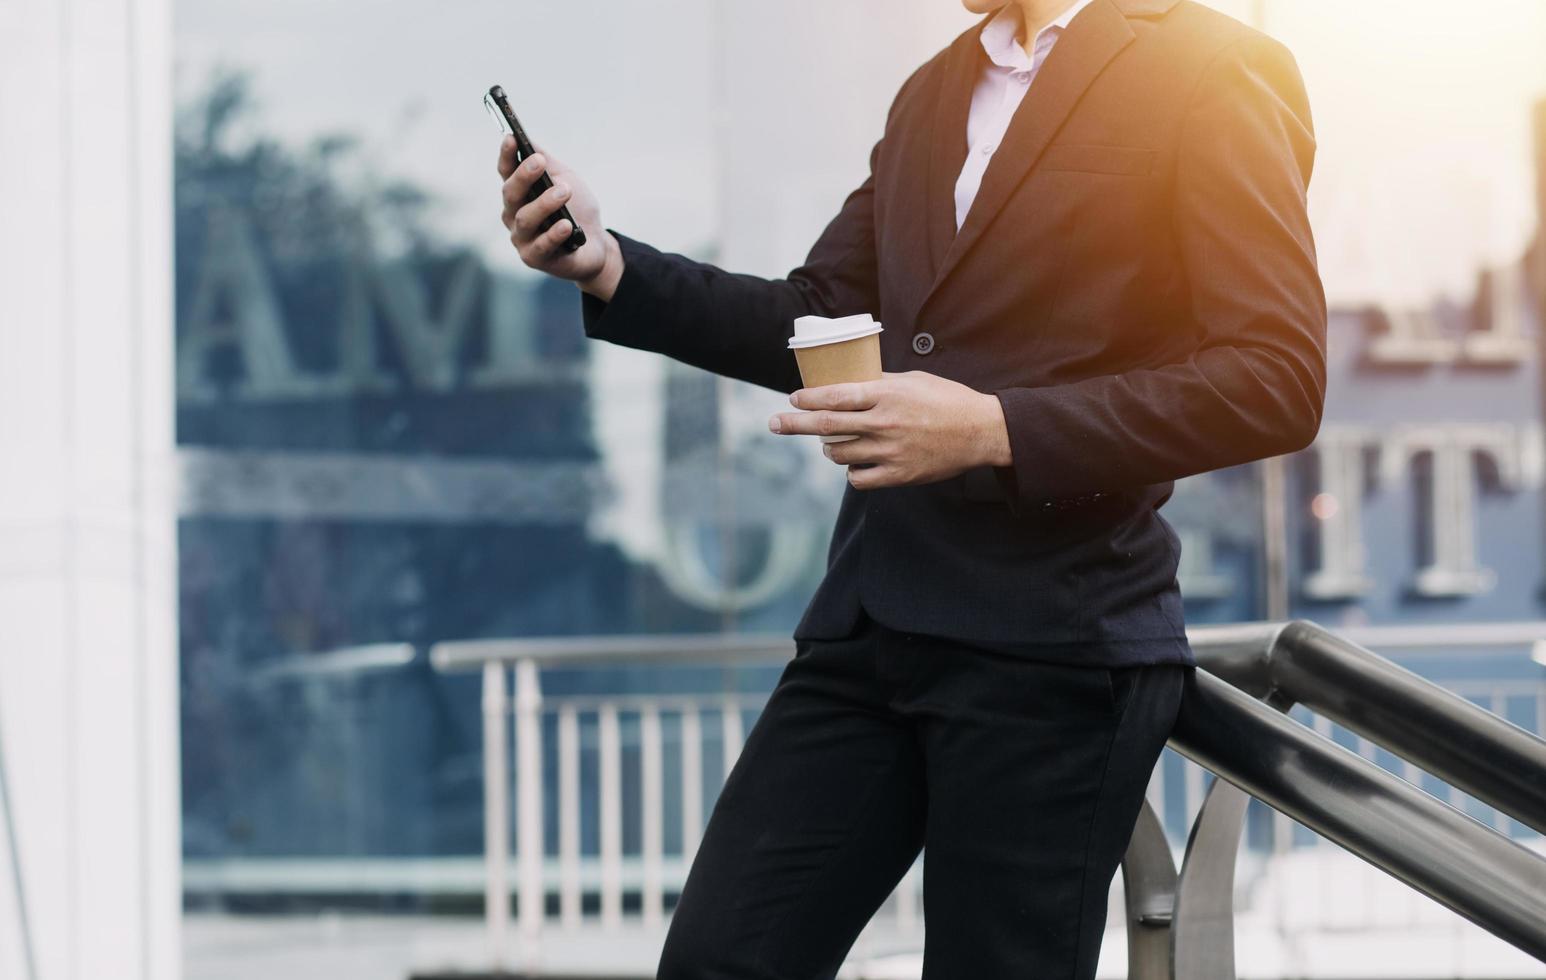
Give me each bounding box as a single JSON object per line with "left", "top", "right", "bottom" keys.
{"left": 954, "top": 0, "right": 1099, "bottom": 230}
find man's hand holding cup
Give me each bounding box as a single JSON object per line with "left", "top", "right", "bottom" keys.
{"left": 769, "top": 315, "right": 1013, "bottom": 491}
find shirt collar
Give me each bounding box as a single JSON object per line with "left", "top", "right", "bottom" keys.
{"left": 979, "top": 0, "right": 1099, "bottom": 71}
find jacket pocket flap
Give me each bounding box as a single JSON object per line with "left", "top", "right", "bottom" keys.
{"left": 1038, "top": 143, "right": 1156, "bottom": 176}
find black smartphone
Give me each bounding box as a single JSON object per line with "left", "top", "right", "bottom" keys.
{"left": 485, "top": 84, "right": 587, "bottom": 254}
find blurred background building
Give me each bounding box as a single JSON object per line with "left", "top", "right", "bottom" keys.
{"left": 2, "top": 0, "right": 1546, "bottom": 978}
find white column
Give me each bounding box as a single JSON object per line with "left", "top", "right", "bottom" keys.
{"left": 1303, "top": 427, "right": 1377, "bottom": 600}
{"left": 1384, "top": 425, "right": 1521, "bottom": 597}
{"left": 0, "top": 0, "right": 178, "bottom": 977}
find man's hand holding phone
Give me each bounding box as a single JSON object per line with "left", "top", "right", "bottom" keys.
{"left": 497, "top": 136, "right": 624, "bottom": 302}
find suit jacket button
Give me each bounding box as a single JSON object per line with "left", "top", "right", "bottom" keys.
{"left": 911, "top": 332, "right": 935, "bottom": 355}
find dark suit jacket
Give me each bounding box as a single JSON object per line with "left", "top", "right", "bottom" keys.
{"left": 580, "top": 0, "right": 1326, "bottom": 667}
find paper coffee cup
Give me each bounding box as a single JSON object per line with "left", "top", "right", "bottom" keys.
{"left": 788, "top": 313, "right": 884, "bottom": 444}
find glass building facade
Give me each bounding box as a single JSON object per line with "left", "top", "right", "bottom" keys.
{"left": 172, "top": 0, "right": 1546, "bottom": 956}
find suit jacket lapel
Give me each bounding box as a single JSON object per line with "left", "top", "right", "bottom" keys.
{"left": 924, "top": 21, "right": 988, "bottom": 276}
{"left": 922, "top": 0, "right": 1137, "bottom": 305}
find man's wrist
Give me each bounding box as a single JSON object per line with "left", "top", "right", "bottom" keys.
{"left": 577, "top": 231, "right": 625, "bottom": 302}
{"left": 978, "top": 392, "right": 1014, "bottom": 468}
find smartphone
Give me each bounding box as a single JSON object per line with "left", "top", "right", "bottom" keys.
{"left": 485, "top": 84, "right": 587, "bottom": 254}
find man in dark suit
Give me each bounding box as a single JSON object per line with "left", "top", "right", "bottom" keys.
{"left": 497, "top": 0, "right": 1325, "bottom": 975}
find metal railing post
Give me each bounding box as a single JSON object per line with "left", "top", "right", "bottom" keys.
{"left": 1170, "top": 778, "right": 1252, "bottom": 980}
{"left": 557, "top": 704, "right": 582, "bottom": 929}
{"left": 599, "top": 701, "right": 623, "bottom": 930}
{"left": 514, "top": 658, "right": 545, "bottom": 968}
{"left": 1120, "top": 799, "right": 1177, "bottom": 980}
{"left": 681, "top": 705, "right": 704, "bottom": 856}
{"left": 640, "top": 703, "right": 665, "bottom": 929}
{"left": 481, "top": 660, "right": 510, "bottom": 971}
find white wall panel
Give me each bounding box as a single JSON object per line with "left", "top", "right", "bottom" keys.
{"left": 0, "top": 0, "right": 179, "bottom": 975}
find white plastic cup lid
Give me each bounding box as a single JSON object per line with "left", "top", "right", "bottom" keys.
{"left": 788, "top": 313, "right": 884, "bottom": 350}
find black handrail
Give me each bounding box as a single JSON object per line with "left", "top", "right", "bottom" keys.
{"left": 1119, "top": 619, "right": 1546, "bottom": 979}
{"left": 1192, "top": 620, "right": 1546, "bottom": 836}
{"left": 1170, "top": 666, "right": 1546, "bottom": 960}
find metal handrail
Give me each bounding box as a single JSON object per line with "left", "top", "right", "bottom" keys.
{"left": 1120, "top": 618, "right": 1546, "bottom": 979}
{"left": 1190, "top": 620, "right": 1546, "bottom": 835}
{"left": 1172, "top": 668, "right": 1546, "bottom": 956}
{"left": 432, "top": 633, "right": 794, "bottom": 671}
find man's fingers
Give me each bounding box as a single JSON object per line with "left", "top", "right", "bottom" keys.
{"left": 823, "top": 438, "right": 886, "bottom": 466}
{"left": 501, "top": 152, "right": 548, "bottom": 213}
{"left": 769, "top": 410, "right": 871, "bottom": 438}
{"left": 523, "top": 219, "right": 574, "bottom": 262}
{"left": 847, "top": 464, "right": 897, "bottom": 491}
{"left": 530, "top": 140, "right": 567, "bottom": 174}
{"left": 790, "top": 381, "right": 881, "bottom": 412}
{"left": 497, "top": 135, "right": 519, "bottom": 179}
{"left": 513, "top": 182, "right": 572, "bottom": 237}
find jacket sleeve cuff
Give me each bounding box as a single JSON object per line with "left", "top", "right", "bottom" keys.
{"left": 579, "top": 231, "right": 664, "bottom": 344}
{"left": 992, "top": 387, "right": 1112, "bottom": 516}
{"left": 992, "top": 389, "right": 1039, "bottom": 516}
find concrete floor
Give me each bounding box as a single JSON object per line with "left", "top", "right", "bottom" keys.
{"left": 183, "top": 907, "right": 1546, "bottom": 980}
{"left": 183, "top": 913, "right": 937, "bottom": 980}
{"left": 184, "top": 844, "right": 1546, "bottom": 980}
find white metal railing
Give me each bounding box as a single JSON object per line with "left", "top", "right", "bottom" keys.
{"left": 425, "top": 626, "right": 1546, "bottom": 975}
{"left": 434, "top": 635, "right": 791, "bottom": 971}
{"left": 433, "top": 635, "right": 937, "bottom": 972}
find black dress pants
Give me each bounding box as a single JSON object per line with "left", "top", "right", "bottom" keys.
{"left": 656, "top": 611, "right": 1189, "bottom": 979}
